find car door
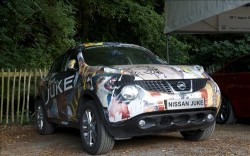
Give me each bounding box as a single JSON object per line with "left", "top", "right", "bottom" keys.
{"left": 44, "top": 54, "right": 66, "bottom": 120}
{"left": 44, "top": 50, "right": 80, "bottom": 121}
{"left": 224, "top": 56, "right": 250, "bottom": 118}
{"left": 57, "top": 50, "right": 81, "bottom": 122}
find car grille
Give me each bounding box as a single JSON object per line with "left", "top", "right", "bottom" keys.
{"left": 167, "top": 79, "right": 191, "bottom": 92}
{"left": 192, "top": 79, "right": 209, "bottom": 92}
{"left": 115, "top": 79, "right": 208, "bottom": 93}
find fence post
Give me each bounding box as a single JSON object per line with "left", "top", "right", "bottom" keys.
{"left": 21, "top": 69, "right": 26, "bottom": 124}
{"left": 6, "top": 69, "right": 10, "bottom": 124}
{"left": 17, "top": 69, "right": 22, "bottom": 123}
{"left": 39, "top": 69, "right": 42, "bottom": 79}
{"left": 43, "top": 68, "right": 47, "bottom": 77}
{"left": 34, "top": 69, "right": 37, "bottom": 97}
{"left": 0, "top": 69, "right": 4, "bottom": 124}
{"left": 11, "top": 69, "right": 16, "bottom": 123}
{"left": 26, "top": 69, "right": 32, "bottom": 122}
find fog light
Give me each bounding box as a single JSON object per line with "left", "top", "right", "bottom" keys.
{"left": 207, "top": 114, "right": 214, "bottom": 121}
{"left": 138, "top": 120, "right": 146, "bottom": 127}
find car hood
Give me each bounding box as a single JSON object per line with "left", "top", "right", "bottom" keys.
{"left": 106, "top": 64, "right": 209, "bottom": 80}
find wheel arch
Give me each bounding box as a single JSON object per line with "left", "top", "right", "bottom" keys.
{"left": 35, "top": 95, "right": 45, "bottom": 109}
{"left": 77, "top": 90, "right": 109, "bottom": 124}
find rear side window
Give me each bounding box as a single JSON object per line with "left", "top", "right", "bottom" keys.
{"left": 51, "top": 55, "right": 65, "bottom": 73}
{"left": 47, "top": 54, "right": 65, "bottom": 79}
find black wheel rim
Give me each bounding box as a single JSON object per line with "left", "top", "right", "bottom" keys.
{"left": 82, "top": 109, "right": 97, "bottom": 147}
{"left": 216, "top": 97, "right": 229, "bottom": 123}
{"left": 37, "top": 105, "right": 44, "bottom": 130}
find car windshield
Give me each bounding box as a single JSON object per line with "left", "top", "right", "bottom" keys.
{"left": 83, "top": 46, "right": 166, "bottom": 66}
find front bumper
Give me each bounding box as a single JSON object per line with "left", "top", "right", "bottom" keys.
{"left": 105, "top": 108, "right": 217, "bottom": 139}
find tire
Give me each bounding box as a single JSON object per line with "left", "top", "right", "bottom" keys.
{"left": 36, "top": 99, "right": 55, "bottom": 135}
{"left": 180, "top": 122, "right": 215, "bottom": 141}
{"left": 79, "top": 100, "right": 115, "bottom": 155}
{"left": 216, "top": 95, "right": 236, "bottom": 124}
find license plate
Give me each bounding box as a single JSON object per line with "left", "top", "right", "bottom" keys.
{"left": 165, "top": 98, "right": 205, "bottom": 110}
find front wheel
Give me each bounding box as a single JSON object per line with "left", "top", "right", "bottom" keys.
{"left": 180, "top": 122, "right": 215, "bottom": 141}
{"left": 79, "top": 100, "right": 115, "bottom": 155}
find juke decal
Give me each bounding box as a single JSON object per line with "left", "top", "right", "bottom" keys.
{"left": 45, "top": 75, "right": 75, "bottom": 105}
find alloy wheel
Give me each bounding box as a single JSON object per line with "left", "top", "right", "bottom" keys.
{"left": 37, "top": 105, "right": 44, "bottom": 130}
{"left": 82, "top": 109, "right": 97, "bottom": 147}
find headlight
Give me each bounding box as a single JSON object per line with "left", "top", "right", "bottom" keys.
{"left": 121, "top": 85, "right": 139, "bottom": 100}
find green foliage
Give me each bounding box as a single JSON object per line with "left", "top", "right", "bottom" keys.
{"left": 168, "top": 35, "right": 192, "bottom": 64}
{"left": 86, "top": 0, "right": 166, "bottom": 59}
{"left": 0, "top": 0, "right": 76, "bottom": 69}
{"left": 1, "top": 0, "right": 250, "bottom": 69}
{"left": 187, "top": 34, "right": 250, "bottom": 68}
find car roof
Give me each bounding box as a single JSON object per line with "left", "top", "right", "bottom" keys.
{"left": 69, "top": 42, "right": 150, "bottom": 57}
{"left": 82, "top": 42, "right": 147, "bottom": 50}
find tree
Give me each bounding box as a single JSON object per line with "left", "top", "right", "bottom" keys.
{"left": 185, "top": 34, "right": 250, "bottom": 68}
{"left": 3, "top": 0, "right": 248, "bottom": 69}
{"left": 75, "top": 0, "right": 167, "bottom": 59}
{"left": 0, "top": 0, "right": 76, "bottom": 68}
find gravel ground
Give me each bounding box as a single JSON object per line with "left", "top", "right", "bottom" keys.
{"left": 0, "top": 123, "right": 250, "bottom": 156}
